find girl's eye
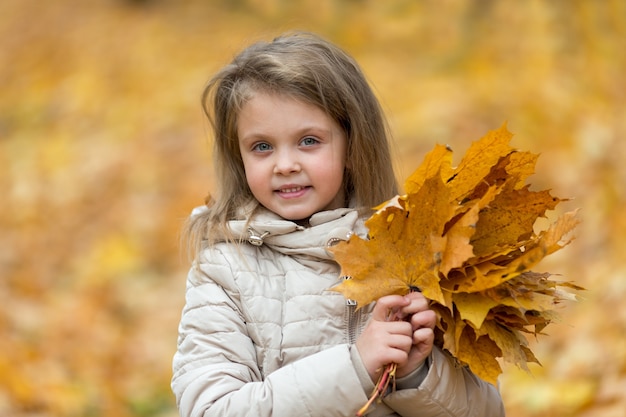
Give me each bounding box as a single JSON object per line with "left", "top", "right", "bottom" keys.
{"left": 252, "top": 142, "right": 272, "bottom": 152}
{"left": 301, "top": 136, "right": 319, "bottom": 146}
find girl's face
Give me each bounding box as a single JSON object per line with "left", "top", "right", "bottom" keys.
{"left": 237, "top": 92, "right": 347, "bottom": 221}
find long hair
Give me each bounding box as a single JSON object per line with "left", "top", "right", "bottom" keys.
{"left": 184, "top": 31, "right": 398, "bottom": 256}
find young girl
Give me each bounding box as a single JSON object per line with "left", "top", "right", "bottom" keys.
{"left": 172, "top": 32, "right": 505, "bottom": 417}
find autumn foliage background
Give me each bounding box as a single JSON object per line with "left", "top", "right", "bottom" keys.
{"left": 1, "top": 1, "right": 625, "bottom": 416}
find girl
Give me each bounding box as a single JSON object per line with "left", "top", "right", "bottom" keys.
{"left": 172, "top": 32, "right": 505, "bottom": 417}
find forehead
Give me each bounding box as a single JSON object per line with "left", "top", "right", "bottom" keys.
{"left": 237, "top": 91, "right": 339, "bottom": 137}
{"left": 241, "top": 88, "right": 329, "bottom": 119}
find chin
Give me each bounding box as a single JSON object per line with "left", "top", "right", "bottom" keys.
{"left": 278, "top": 210, "right": 315, "bottom": 222}
{"left": 283, "top": 214, "right": 312, "bottom": 222}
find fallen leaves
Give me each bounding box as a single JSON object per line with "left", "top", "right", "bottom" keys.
{"left": 330, "top": 123, "right": 582, "bottom": 386}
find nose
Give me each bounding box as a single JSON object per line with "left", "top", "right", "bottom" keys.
{"left": 273, "top": 149, "right": 301, "bottom": 175}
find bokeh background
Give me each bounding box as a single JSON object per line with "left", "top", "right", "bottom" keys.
{"left": 1, "top": 0, "right": 625, "bottom": 416}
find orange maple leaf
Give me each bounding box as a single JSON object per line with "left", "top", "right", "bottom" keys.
{"left": 329, "top": 123, "right": 582, "bottom": 387}
{"left": 331, "top": 172, "right": 453, "bottom": 305}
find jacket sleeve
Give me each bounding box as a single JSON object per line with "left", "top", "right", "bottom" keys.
{"left": 171, "top": 252, "right": 371, "bottom": 417}
{"left": 381, "top": 347, "right": 505, "bottom": 417}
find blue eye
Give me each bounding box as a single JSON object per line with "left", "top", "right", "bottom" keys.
{"left": 301, "top": 136, "right": 319, "bottom": 146}
{"left": 253, "top": 142, "right": 272, "bottom": 152}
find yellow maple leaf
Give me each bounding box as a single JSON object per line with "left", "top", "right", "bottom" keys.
{"left": 329, "top": 123, "right": 582, "bottom": 386}
{"left": 456, "top": 326, "right": 503, "bottom": 386}
{"left": 332, "top": 173, "right": 452, "bottom": 305}
{"left": 445, "top": 123, "right": 514, "bottom": 202}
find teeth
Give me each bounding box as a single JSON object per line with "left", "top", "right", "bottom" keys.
{"left": 280, "top": 187, "right": 302, "bottom": 193}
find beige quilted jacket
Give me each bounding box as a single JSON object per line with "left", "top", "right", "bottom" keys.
{"left": 172, "top": 207, "right": 504, "bottom": 417}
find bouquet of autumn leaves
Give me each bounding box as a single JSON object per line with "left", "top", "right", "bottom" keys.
{"left": 330, "top": 124, "right": 582, "bottom": 410}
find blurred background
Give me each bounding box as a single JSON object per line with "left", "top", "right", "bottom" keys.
{"left": 1, "top": 0, "right": 624, "bottom": 416}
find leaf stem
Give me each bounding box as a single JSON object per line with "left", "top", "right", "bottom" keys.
{"left": 356, "top": 307, "right": 402, "bottom": 416}
{"left": 356, "top": 362, "right": 397, "bottom": 416}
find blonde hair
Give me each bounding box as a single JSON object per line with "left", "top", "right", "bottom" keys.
{"left": 184, "top": 31, "right": 398, "bottom": 256}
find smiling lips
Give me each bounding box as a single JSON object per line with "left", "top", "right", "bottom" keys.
{"left": 276, "top": 185, "right": 309, "bottom": 198}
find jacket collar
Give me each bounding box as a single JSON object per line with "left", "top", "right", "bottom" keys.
{"left": 227, "top": 206, "right": 367, "bottom": 264}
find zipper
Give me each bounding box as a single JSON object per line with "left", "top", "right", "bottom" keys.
{"left": 347, "top": 301, "right": 359, "bottom": 344}
{"left": 343, "top": 276, "right": 360, "bottom": 344}
{"left": 326, "top": 232, "right": 358, "bottom": 344}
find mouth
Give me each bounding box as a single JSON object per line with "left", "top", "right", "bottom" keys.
{"left": 275, "top": 185, "right": 309, "bottom": 198}
{"left": 278, "top": 186, "right": 305, "bottom": 193}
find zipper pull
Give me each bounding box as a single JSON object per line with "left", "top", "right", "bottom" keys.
{"left": 343, "top": 276, "right": 357, "bottom": 306}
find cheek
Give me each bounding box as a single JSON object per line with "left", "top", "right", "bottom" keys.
{"left": 323, "top": 155, "right": 347, "bottom": 183}
{"left": 243, "top": 168, "right": 255, "bottom": 188}
{"left": 243, "top": 166, "right": 265, "bottom": 197}
{"left": 315, "top": 163, "right": 346, "bottom": 197}
{"left": 240, "top": 156, "right": 255, "bottom": 183}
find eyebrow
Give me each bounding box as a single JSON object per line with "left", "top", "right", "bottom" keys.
{"left": 239, "top": 125, "right": 335, "bottom": 143}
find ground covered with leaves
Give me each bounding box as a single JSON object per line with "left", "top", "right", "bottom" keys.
{"left": 1, "top": 1, "right": 625, "bottom": 416}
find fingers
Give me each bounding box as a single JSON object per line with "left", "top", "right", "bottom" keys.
{"left": 399, "top": 292, "right": 430, "bottom": 316}
{"left": 357, "top": 297, "right": 418, "bottom": 380}
{"left": 396, "top": 326, "right": 435, "bottom": 378}
{"left": 371, "top": 295, "right": 409, "bottom": 321}
{"left": 356, "top": 318, "right": 413, "bottom": 380}
{"left": 363, "top": 292, "right": 437, "bottom": 380}
{"left": 380, "top": 333, "right": 414, "bottom": 363}
{"left": 410, "top": 309, "right": 437, "bottom": 332}
{"left": 413, "top": 327, "right": 435, "bottom": 347}
{"left": 371, "top": 293, "right": 436, "bottom": 329}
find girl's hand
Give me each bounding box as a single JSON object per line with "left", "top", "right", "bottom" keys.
{"left": 394, "top": 291, "right": 436, "bottom": 378}
{"left": 355, "top": 293, "right": 436, "bottom": 382}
